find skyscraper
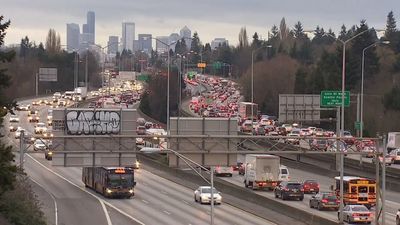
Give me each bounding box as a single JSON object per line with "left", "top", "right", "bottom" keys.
{"left": 169, "top": 33, "right": 180, "bottom": 51}
{"left": 66, "top": 23, "right": 80, "bottom": 52}
{"left": 87, "top": 11, "right": 95, "bottom": 36}
{"left": 107, "top": 36, "right": 119, "bottom": 54}
{"left": 180, "top": 26, "right": 191, "bottom": 49}
{"left": 138, "top": 34, "right": 152, "bottom": 54}
{"left": 80, "top": 11, "right": 95, "bottom": 47}
{"left": 122, "top": 22, "right": 135, "bottom": 52}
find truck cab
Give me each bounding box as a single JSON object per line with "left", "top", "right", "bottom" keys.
{"left": 279, "top": 166, "right": 290, "bottom": 182}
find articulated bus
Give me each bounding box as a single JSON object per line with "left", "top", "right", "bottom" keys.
{"left": 82, "top": 167, "right": 136, "bottom": 198}
{"left": 334, "top": 176, "right": 376, "bottom": 208}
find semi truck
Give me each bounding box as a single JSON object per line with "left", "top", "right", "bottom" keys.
{"left": 238, "top": 102, "right": 258, "bottom": 122}
{"left": 387, "top": 132, "right": 400, "bottom": 151}
{"left": 244, "top": 154, "right": 284, "bottom": 190}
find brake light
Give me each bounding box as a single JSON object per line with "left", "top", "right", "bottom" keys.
{"left": 321, "top": 199, "right": 328, "bottom": 203}
{"left": 317, "top": 184, "right": 320, "bottom": 188}
{"left": 283, "top": 188, "right": 289, "bottom": 191}
{"left": 336, "top": 200, "right": 341, "bottom": 204}
{"left": 300, "top": 188, "right": 304, "bottom": 192}
{"left": 352, "top": 213, "right": 360, "bottom": 217}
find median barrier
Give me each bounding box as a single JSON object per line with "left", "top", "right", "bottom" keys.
{"left": 138, "top": 154, "right": 339, "bottom": 225}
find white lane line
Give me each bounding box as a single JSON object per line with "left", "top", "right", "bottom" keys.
{"left": 99, "top": 199, "right": 113, "bottom": 225}
{"left": 30, "top": 177, "right": 58, "bottom": 225}
{"left": 26, "top": 154, "right": 145, "bottom": 225}
{"left": 181, "top": 200, "right": 189, "bottom": 205}
{"left": 141, "top": 199, "right": 149, "bottom": 204}
{"left": 161, "top": 190, "right": 168, "bottom": 195}
{"left": 163, "top": 210, "right": 171, "bottom": 215}
{"left": 386, "top": 212, "right": 396, "bottom": 216}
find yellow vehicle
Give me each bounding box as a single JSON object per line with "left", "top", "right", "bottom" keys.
{"left": 334, "top": 176, "right": 376, "bottom": 208}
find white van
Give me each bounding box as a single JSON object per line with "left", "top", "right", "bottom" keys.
{"left": 279, "top": 166, "right": 290, "bottom": 182}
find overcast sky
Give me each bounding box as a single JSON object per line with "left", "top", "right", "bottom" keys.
{"left": 3, "top": 0, "right": 400, "bottom": 47}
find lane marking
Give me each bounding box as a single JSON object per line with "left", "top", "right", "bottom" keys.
{"left": 30, "top": 177, "right": 58, "bottom": 225}
{"left": 141, "top": 199, "right": 149, "bottom": 204}
{"left": 26, "top": 154, "right": 145, "bottom": 225}
{"left": 181, "top": 200, "right": 189, "bottom": 205}
{"left": 163, "top": 210, "right": 171, "bottom": 215}
{"left": 161, "top": 190, "right": 168, "bottom": 195}
{"left": 386, "top": 212, "right": 396, "bottom": 216}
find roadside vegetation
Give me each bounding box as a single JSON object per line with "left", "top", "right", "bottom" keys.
{"left": 0, "top": 15, "right": 47, "bottom": 225}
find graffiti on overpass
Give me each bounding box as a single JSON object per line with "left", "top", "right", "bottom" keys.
{"left": 66, "top": 110, "right": 120, "bottom": 135}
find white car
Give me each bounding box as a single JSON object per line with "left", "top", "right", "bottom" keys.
{"left": 194, "top": 186, "right": 222, "bottom": 204}
{"left": 9, "top": 115, "right": 19, "bottom": 123}
{"left": 338, "top": 205, "right": 372, "bottom": 224}
{"left": 15, "top": 127, "right": 26, "bottom": 139}
{"left": 34, "top": 123, "right": 47, "bottom": 134}
{"left": 136, "top": 138, "right": 144, "bottom": 145}
{"left": 389, "top": 149, "right": 400, "bottom": 164}
{"left": 33, "top": 139, "right": 47, "bottom": 151}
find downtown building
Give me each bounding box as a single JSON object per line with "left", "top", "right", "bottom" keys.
{"left": 66, "top": 23, "right": 80, "bottom": 52}
{"left": 155, "top": 36, "right": 169, "bottom": 53}
{"left": 122, "top": 22, "right": 135, "bottom": 52}
{"left": 138, "top": 34, "right": 152, "bottom": 54}
{"left": 211, "top": 38, "right": 229, "bottom": 49}
{"left": 180, "top": 26, "right": 191, "bottom": 49}
{"left": 80, "top": 11, "right": 95, "bottom": 49}
{"left": 107, "top": 36, "right": 119, "bottom": 54}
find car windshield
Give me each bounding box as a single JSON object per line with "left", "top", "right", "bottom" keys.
{"left": 352, "top": 206, "right": 368, "bottom": 212}
{"left": 108, "top": 174, "right": 134, "bottom": 188}
{"left": 201, "top": 187, "right": 218, "bottom": 193}
{"left": 281, "top": 168, "right": 288, "bottom": 174}
{"left": 322, "top": 194, "right": 337, "bottom": 200}
{"left": 287, "top": 183, "right": 301, "bottom": 188}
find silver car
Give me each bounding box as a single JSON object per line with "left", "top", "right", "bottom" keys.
{"left": 33, "top": 139, "right": 47, "bottom": 151}
{"left": 338, "top": 204, "right": 372, "bottom": 224}
{"left": 194, "top": 186, "right": 222, "bottom": 204}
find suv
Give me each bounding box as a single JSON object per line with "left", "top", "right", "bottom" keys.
{"left": 274, "top": 181, "right": 304, "bottom": 201}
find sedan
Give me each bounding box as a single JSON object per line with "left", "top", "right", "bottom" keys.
{"left": 9, "top": 115, "right": 20, "bottom": 123}
{"left": 302, "top": 180, "right": 320, "bottom": 194}
{"left": 194, "top": 186, "right": 222, "bottom": 204}
{"left": 338, "top": 205, "right": 372, "bottom": 224}
{"left": 33, "top": 139, "right": 47, "bottom": 151}
{"left": 9, "top": 125, "right": 18, "bottom": 132}
{"left": 309, "top": 192, "right": 339, "bottom": 210}
{"left": 389, "top": 149, "right": 400, "bottom": 164}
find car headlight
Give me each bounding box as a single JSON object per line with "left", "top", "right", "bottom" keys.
{"left": 48, "top": 151, "right": 53, "bottom": 155}
{"left": 217, "top": 195, "right": 222, "bottom": 200}
{"left": 135, "top": 161, "right": 140, "bottom": 168}
{"left": 9, "top": 126, "right": 14, "bottom": 129}
{"left": 129, "top": 189, "right": 134, "bottom": 194}
{"left": 106, "top": 188, "right": 112, "bottom": 194}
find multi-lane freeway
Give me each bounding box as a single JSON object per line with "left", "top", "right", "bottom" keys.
{"left": 4, "top": 97, "right": 277, "bottom": 225}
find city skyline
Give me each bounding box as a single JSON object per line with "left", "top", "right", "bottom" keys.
{"left": 3, "top": 0, "right": 400, "bottom": 48}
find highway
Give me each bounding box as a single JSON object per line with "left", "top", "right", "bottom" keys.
{"left": 4, "top": 97, "right": 277, "bottom": 225}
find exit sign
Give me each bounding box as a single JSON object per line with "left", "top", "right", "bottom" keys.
{"left": 320, "top": 91, "right": 350, "bottom": 107}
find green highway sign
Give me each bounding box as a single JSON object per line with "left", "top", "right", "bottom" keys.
{"left": 354, "top": 121, "right": 362, "bottom": 130}
{"left": 137, "top": 74, "right": 149, "bottom": 81}
{"left": 320, "top": 91, "right": 350, "bottom": 107}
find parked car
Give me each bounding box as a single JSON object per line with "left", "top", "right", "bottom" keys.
{"left": 302, "top": 180, "right": 320, "bottom": 194}
{"left": 309, "top": 192, "right": 340, "bottom": 211}
{"left": 194, "top": 186, "right": 222, "bottom": 204}
{"left": 274, "top": 181, "right": 304, "bottom": 201}
{"left": 338, "top": 205, "right": 372, "bottom": 224}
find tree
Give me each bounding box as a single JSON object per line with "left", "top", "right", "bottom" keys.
{"left": 385, "top": 11, "right": 397, "bottom": 38}
{"left": 238, "top": 27, "right": 249, "bottom": 48}
{"left": 190, "top": 32, "right": 201, "bottom": 63}
{"left": 339, "top": 24, "right": 347, "bottom": 40}
{"left": 252, "top": 32, "right": 261, "bottom": 48}
{"left": 270, "top": 25, "right": 279, "bottom": 40}
{"left": 293, "top": 21, "right": 306, "bottom": 40}
{"left": 294, "top": 68, "right": 307, "bottom": 93}
{"left": 139, "top": 91, "right": 151, "bottom": 115}
{"left": 279, "top": 17, "right": 289, "bottom": 40}
{"left": 45, "top": 28, "right": 61, "bottom": 54}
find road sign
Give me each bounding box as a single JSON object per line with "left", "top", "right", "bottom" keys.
{"left": 137, "top": 74, "right": 149, "bottom": 81}
{"left": 213, "top": 62, "right": 222, "bottom": 70}
{"left": 320, "top": 91, "right": 350, "bottom": 107}
{"left": 278, "top": 94, "right": 320, "bottom": 123}
{"left": 187, "top": 71, "right": 196, "bottom": 79}
{"left": 197, "top": 63, "right": 206, "bottom": 68}
{"left": 355, "top": 121, "right": 362, "bottom": 130}
{"left": 39, "top": 67, "right": 57, "bottom": 82}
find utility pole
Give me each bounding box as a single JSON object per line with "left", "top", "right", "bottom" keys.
{"left": 19, "top": 130, "right": 25, "bottom": 169}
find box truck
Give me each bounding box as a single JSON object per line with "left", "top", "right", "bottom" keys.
{"left": 244, "top": 154, "right": 284, "bottom": 190}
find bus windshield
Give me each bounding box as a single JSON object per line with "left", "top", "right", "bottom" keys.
{"left": 108, "top": 174, "right": 134, "bottom": 188}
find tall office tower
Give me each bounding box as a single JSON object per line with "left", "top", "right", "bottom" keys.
{"left": 122, "top": 22, "right": 135, "bottom": 52}
{"left": 66, "top": 23, "right": 80, "bottom": 52}
{"left": 211, "top": 38, "right": 229, "bottom": 49}
{"left": 180, "top": 26, "right": 191, "bottom": 49}
{"left": 169, "top": 33, "right": 180, "bottom": 51}
{"left": 81, "top": 11, "right": 95, "bottom": 45}
{"left": 138, "top": 34, "right": 152, "bottom": 54}
{"left": 156, "top": 36, "right": 169, "bottom": 53}
{"left": 107, "top": 36, "right": 119, "bottom": 54}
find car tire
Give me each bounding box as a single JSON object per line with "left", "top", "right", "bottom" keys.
{"left": 194, "top": 195, "right": 197, "bottom": 202}
{"left": 275, "top": 192, "right": 279, "bottom": 198}
{"left": 281, "top": 193, "right": 286, "bottom": 200}
{"left": 299, "top": 197, "right": 304, "bottom": 201}
{"left": 317, "top": 203, "right": 322, "bottom": 210}
{"left": 347, "top": 216, "right": 351, "bottom": 223}
{"left": 309, "top": 201, "right": 313, "bottom": 208}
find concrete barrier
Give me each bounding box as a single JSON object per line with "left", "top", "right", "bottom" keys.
{"left": 138, "top": 154, "right": 339, "bottom": 225}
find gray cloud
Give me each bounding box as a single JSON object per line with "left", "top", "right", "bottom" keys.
{"left": 3, "top": 0, "right": 400, "bottom": 46}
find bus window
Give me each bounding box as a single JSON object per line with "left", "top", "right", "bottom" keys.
{"left": 351, "top": 186, "right": 357, "bottom": 193}
{"left": 369, "top": 186, "right": 375, "bottom": 193}
{"left": 108, "top": 174, "right": 134, "bottom": 188}
{"left": 358, "top": 186, "right": 368, "bottom": 193}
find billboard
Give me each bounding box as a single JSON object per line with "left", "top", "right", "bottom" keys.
{"left": 278, "top": 94, "right": 320, "bottom": 123}
{"left": 39, "top": 67, "right": 57, "bottom": 82}
{"left": 169, "top": 117, "right": 238, "bottom": 167}
{"left": 51, "top": 108, "right": 138, "bottom": 167}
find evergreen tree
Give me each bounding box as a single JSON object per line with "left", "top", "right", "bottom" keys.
{"left": 252, "top": 32, "right": 261, "bottom": 48}
{"left": 270, "top": 25, "right": 279, "bottom": 39}
{"left": 385, "top": 11, "right": 397, "bottom": 38}
{"left": 279, "top": 17, "right": 289, "bottom": 40}
{"left": 139, "top": 92, "right": 151, "bottom": 115}
{"left": 238, "top": 27, "right": 249, "bottom": 48}
{"left": 293, "top": 21, "right": 305, "bottom": 40}
{"left": 339, "top": 24, "right": 347, "bottom": 40}
{"left": 190, "top": 32, "right": 201, "bottom": 63}
{"left": 294, "top": 68, "right": 307, "bottom": 93}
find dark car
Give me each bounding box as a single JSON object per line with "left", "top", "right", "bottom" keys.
{"left": 309, "top": 192, "right": 340, "bottom": 211}
{"left": 274, "top": 181, "right": 304, "bottom": 201}
{"left": 45, "top": 149, "right": 53, "bottom": 160}
{"left": 311, "top": 139, "right": 329, "bottom": 151}
{"left": 238, "top": 163, "right": 245, "bottom": 175}
{"left": 303, "top": 180, "right": 320, "bottom": 194}
{"left": 233, "top": 162, "right": 243, "bottom": 171}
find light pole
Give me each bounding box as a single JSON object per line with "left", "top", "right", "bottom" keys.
{"left": 140, "top": 147, "right": 216, "bottom": 225}
{"left": 147, "top": 37, "right": 178, "bottom": 134}
{"left": 324, "top": 28, "right": 376, "bottom": 224}
{"left": 360, "top": 41, "right": 389, "bottom": 138}
{"left": 251, "top": 45, "right": 272, "bottom": 122}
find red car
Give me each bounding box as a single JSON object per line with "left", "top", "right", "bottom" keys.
{"left": 302, "top": 180, "right": 320, "bottom": 194}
